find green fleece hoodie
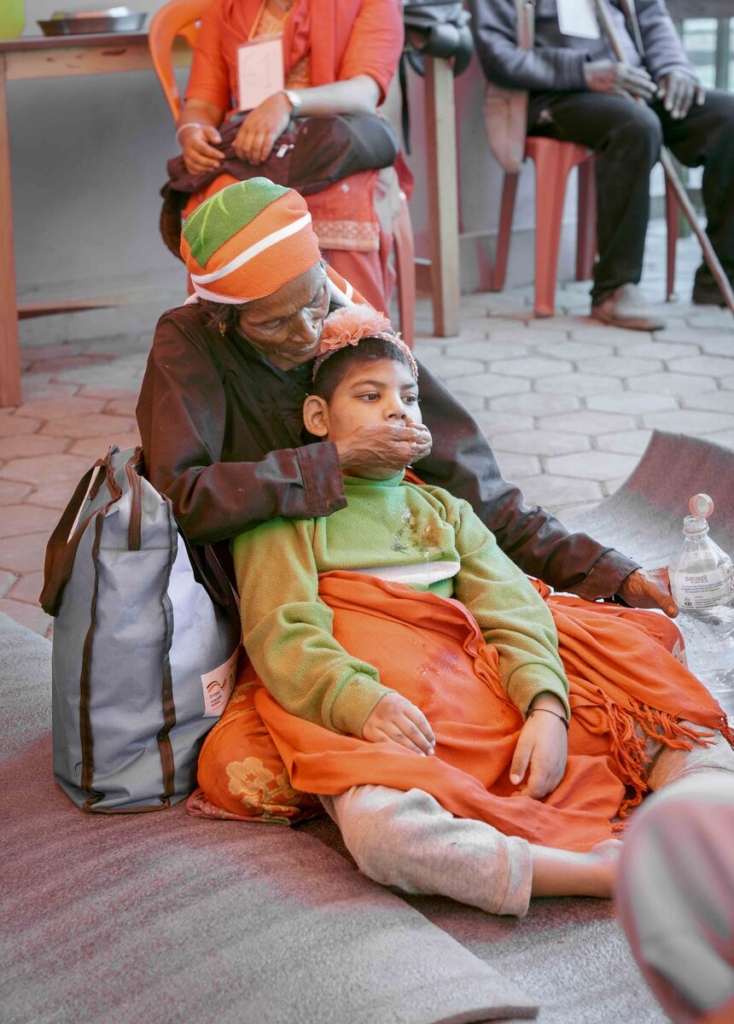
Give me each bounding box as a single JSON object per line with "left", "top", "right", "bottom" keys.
{"left": 233, "top": 472, "right": 569, "bottom": 736}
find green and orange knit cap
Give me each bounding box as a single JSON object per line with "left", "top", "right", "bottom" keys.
{"left": 181, "top": 178, "right": 322, "bottom": 304}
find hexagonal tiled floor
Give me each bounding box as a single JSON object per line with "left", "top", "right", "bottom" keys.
{"left": 2, "top": 220, "right": 733, "bottom": 634}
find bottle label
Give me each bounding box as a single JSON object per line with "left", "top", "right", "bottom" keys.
{"left": 670, "top": 561, "right": 734, "bottom": 609}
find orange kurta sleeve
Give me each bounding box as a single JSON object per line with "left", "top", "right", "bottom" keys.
{"left": 335, "top": 0, "right": 404, "bottom": 102}
{"left": 185, "top": 0, "right": 231, "bottom": 112}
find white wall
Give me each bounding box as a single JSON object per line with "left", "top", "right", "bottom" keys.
{"left": 10, "top": 3, "right": 578, "bottom": 302}
{"left": 11, "top": 0, "right": 186, "bottom": 303}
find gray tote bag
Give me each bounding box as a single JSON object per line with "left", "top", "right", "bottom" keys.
{"left": 40, "top": 446, "right": 241, "bottom": 813}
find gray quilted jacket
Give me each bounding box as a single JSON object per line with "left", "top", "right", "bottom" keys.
{"left": 468, "top": 0, "right": 696, "bottom": 92}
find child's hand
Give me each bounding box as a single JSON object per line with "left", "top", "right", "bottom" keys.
{"left": 510, "top": 698, "right": 568, "bottom": 799}
{"left": 362, "top": 693, "right": 435, "bottom": 755}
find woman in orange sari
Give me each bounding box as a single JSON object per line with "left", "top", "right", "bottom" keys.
{"left": 199, "top": 305, "right": 734, "bottom": 918}
{"left": 176, "top": 0, "right": 405, "bottom": 311}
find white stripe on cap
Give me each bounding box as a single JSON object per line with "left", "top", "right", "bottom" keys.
{"left": 191, "top": 281, "right": 257, "bottom": 304}
{"left": 191, "top": 211, "right": 313, "bottom": 286}
{"left": 326, "top": 276, "right": 355, "bottom": 308}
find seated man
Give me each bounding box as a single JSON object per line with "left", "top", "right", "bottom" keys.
{"left": 469, "top": 0, "right": 734, "bottom": 330}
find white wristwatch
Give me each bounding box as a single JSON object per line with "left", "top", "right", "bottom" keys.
{"left": 282, "top": 89, "right": 302, "bottom": 116}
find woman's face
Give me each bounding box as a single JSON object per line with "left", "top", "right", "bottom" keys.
{"left": 237, "top": 263, "right": 330, "bottom": 370}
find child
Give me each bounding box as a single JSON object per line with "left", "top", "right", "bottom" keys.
{"left": 207, "top": 307, "right": 734, "bottom": 917}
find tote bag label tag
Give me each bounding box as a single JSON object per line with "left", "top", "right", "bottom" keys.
{"left": 237, "top": 35, "right": 284, "bottom": 112}
{"left": 201, "top": 647, "right": 239, "bottom": 717}
{"left": 557, "top": 0, "right": 600, "bottom": 40}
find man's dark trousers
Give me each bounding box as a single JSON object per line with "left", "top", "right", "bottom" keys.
{"left": 527, "top": 89, "right": 734, "bottom": 302}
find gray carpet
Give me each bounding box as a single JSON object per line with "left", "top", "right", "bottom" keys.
{"left": 0, "top": 613, "right": 537, "bottom": 1024}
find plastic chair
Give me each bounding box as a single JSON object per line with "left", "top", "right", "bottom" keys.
{"left": 148, "top": 0, "right": 416, "bottom": 347}
{"left": 491, "top": 136, "right": 679, "bottom": 317}
{"left": 148, "top": 0, "right": 208, "bottom": 121}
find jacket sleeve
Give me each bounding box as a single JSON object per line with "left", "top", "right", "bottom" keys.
{"left": 634, "top": 0, "right": 696, "bottom": 81}
{"left": 413, "top": 358, "right": 640, "bottom": 600}
{"left": 234, "top": 519, "right": 392, "bottom": 734}
{"left": 136, "top": 312, "right": 347, "bottom": 546}
{"left": 468, "top": 0, "right": 589, "bottom": 91}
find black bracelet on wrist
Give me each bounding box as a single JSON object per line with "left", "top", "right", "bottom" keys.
{"left": 528, "top": 707, "right": 570, "bottom": 731}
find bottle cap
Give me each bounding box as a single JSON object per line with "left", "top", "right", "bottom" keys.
{"left": 689, "top": 493, "right": 714, "bottom": 518}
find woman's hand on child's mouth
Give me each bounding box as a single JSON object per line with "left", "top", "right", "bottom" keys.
{"left": 336, "top": 423, "right": 433, "bottom": 474}
{"left": 362, "top": 693, "right": 436, "bottom": 755}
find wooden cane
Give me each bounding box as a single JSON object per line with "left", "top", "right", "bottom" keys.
{"left": 593, "top": 0, "right": 734, "bottom": 316}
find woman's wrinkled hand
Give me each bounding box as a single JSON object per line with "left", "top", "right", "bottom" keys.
{"left": 180, "top": 124, "right": 224, "bottom": 174}
{"left": 336, "top": 422, "right": 432, "bottom": 475}
{"left": 510, "top": 701, "right": 568, "bottom": 799}
{"left": 233, "top": 93, "right": 292, "bottom": 165}
{"left": 617, "top": 567, "right": 678, "bottom": 618}
{"left": 362, "top": 693, "right": 435, "bottom": 755}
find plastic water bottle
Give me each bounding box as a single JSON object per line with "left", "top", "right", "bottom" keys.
{"left": 669, "top": 494, "right": 734, "bottom": 610}
{"left": 669, "top": 494, "right": 734, "bottom": 706}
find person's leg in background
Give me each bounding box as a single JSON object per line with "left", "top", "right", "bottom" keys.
{"left": 657, "top": 89, "right": 734, "bottom": 306}
{"left": 615, "top": 771, "right": 734, "bottom": 1024}
{"left": 528, "top": 90, "right": 666, "bottom": 330}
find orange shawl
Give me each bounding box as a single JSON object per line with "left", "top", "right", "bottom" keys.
{"left": 255, "top": 571, "right": 732, "bottom": 851}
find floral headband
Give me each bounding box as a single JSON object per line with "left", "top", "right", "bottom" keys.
{"left": 313, "top": 305, "right": 419, "bottom": 381}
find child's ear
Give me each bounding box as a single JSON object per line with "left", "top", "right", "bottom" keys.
{"left": 303, "top": 395, "right": 330, "bottom": 437}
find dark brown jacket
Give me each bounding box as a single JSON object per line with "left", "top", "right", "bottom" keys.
{"left": 136, "top": 303, "right": 638, "bottom": 597}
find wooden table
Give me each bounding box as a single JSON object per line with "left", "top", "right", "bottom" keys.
{"left": 0, "top": 32, "right": 192, "bottom": 408}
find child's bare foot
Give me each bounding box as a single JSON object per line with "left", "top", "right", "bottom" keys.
{"left": 530, "top": 838, "right": 623, "bottom": 899}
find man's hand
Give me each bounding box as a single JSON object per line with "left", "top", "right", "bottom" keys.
{"left": 510, "top": 696, "right": 568, "bottom": 799}
{"left": 362, "top": 693, "right": 435, "bottom": 755}
{"left": 233, "top": 92, "right": 292, "bottom": 164}
{"left": 617, "top": 567, "right": 678, "bottom": 618}
{"left": 657, "top": 72, "right": 705, "bottom": 120}
{"left": 583, "top": 60, "right": 656, "bottom": 101}
{"left": 180, "top": 124, "right": 224, "bottom": 174}
{"left": 336, "top": 422, "right": 432, "bottom": 476}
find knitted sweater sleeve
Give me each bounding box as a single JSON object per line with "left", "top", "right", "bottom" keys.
{"left": 439, "top": 490, "right": 571, "bottom": 719}
{"left": 233, "top": 518, "right": 392, "bottom": 735}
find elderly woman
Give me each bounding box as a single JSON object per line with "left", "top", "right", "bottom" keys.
{"left": 174, "top": 0, "right": 405, "bottom": 311}
{"left": 137, "top": 177, "right": 676, "bottom": 617}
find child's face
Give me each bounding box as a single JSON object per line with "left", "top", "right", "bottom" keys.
{"left": 322, "top": 357, "right": 421, "bottom": 441}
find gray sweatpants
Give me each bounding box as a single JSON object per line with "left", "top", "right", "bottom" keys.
{"left": 319, "top": 726, "right": 734, "bottom": 918}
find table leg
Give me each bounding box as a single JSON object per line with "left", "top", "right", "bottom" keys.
{"left": 0, "top": 54, "right": 21, "bottom": 408}
{"left": 424, "top": 57, "right": 461, "bottom": 338}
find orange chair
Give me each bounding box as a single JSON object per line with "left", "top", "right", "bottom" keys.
{"left": 148, "top": 0, "right": 416, "bottom": 347}
{"left": 491, "top": 136, "right": 679, "bottom": 317}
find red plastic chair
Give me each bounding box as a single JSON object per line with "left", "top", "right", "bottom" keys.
{"left": 491, "top": 136, "right": 679, "bottom": 317}
{"left": 148, "top": 0, "right": 416, "bottom": 347}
